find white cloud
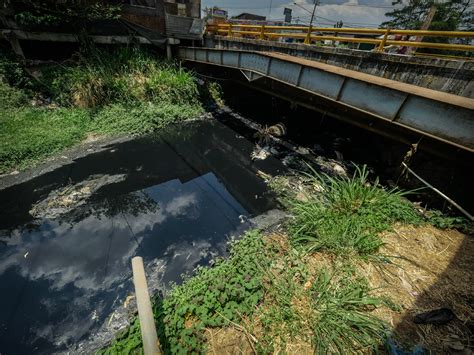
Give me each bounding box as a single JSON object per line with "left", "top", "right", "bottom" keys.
{"left": 278, "top": 0, "right": 392, "bottom": 26}
{"left": 164, "top": 193, "right": 198, "bottom": 217}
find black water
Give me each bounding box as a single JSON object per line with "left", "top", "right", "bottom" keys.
{"left": 0, "top": 120, "right": 285, "bottom": 354}
{"left": 216, "top": 80, "right": 474, "bottom": 214}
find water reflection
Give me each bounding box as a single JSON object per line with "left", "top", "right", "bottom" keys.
{"left": 0, "top": 120, "right": 284, "bottom": 354}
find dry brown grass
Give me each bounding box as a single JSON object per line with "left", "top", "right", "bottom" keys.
{"left": 204, "top": 225, "right": 473, "bottom": 354}
{"left": 360, "top": 224, "right": 473, "bottom": 353}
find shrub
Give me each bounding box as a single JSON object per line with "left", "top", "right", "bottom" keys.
{"left": 0, "top": 79, "right": 26, "bottom": 110}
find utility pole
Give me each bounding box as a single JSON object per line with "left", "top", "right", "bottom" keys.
{"left": 305, "top": 0, "right": 319, "bottom": 44}
{"left": 407, "top": 0, "right": 445, "bottom": 55}
{"left": 308, "top": 0, "right": 320, "bottom": 28}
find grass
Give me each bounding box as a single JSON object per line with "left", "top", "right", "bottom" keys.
{"left": 98, "top": 166, "right": 468, "bottom": 354}
{"left": 0, "top": 105, "right": 90, "bottom": 172}
{"left": 0, "top": 46, "right": 208, "bottom": 174}
{"left": 99, "top": 230, "right": 272, "bottom": 354}
{"left": 99, "top": 231, "right": 387, "bottom": 354}
{"left": 286, "top": 165, "right": 423, "bottom": 257}
{"left": 255, "top": 250, "right": 386, "bottom": 353}
{"left": 90, "top": 102, "right": 202, "bottom": 136}
{"left": 43, "top": 47, "right": 200, "bottom": 108}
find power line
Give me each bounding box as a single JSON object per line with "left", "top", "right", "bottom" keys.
{"left": 322, "top": 3, "right": 395, "bottom": 9}
{"left": 205, "top": 2, "right": 396, "bottom": 10}
{"left": 295, "top": 11, "right": 384, "bottom": 27}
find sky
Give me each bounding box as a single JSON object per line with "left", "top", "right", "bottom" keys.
{"left": 201, "top": 0, "right": 398, "bottom": 28}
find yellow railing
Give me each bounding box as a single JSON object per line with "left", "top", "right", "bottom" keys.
{"left": 206, "top": 23, "right": 474, "bottom": 54}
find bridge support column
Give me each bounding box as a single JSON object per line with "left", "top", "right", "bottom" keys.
{"left": 166, "top": 38, "right": 180, "bottom": 59}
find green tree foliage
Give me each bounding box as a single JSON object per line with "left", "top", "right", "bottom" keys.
{"left": 0, "top": 0, "right": 122, "bottom": 28}
{"left": 381, "top": 0, "right": 473, "bottom": 31}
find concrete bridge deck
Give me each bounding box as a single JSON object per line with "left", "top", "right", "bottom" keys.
{"left": 179, "top": 46, "right": 474, "bottom": 153}
{"left": 205, "top": 36, "right": 474, "bottom": 98}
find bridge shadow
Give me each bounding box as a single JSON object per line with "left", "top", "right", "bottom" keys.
{"left": 383, "top": 225, "right": 473, "bottom": 353}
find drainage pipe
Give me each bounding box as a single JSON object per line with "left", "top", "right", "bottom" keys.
{"left": 132, "top": 256, "right": 161, "bottom": 354}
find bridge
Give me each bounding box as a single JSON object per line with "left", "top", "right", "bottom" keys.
{"left": 178, "top": 24, "right": 474, "bottom": 155}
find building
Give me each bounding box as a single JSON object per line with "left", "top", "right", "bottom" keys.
{"left": 0, "top": 0, "right": 204, "bottom": 56}
{"left": 232, "top": 13, "right": 266, "bottom": 21}
{"left": 120, "top": 0, "right": 203, "bottom": 41}
{"left": 204, "top": 6, "right": 228, "bottom": 24}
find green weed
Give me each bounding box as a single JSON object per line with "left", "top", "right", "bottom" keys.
{"left": 96, "top": 318, "right": 143, "bottom": 355}
{"left": 0, "top": 51, "right": 33, "bottom": 90}
{"left": 0, "top": 79, "right": 26, "bottom": 110}
{"left": 288, "top": 165, "right": 422, "bottom": 256}
{"left": 100, "top": 230, "right": 270, "bottom": 354}
{"left": 0, "top": 47, "right": 208, "bottom": 173}
{"left": 90, "top": 103, "right": 203, "bottom": 136}
{"left": 423, "top": 209, "right": 470, "bottom": 231}
{"left": 157, "top": 230, "right": 269, "bottom": 353}
{"left": 0, "top": 104, "right": 90, "bottom": 174}
{"left": 43, "top": 47, "right": 200, "bottom": 108}
{"left": 257, "top": 256, "right": 386, "bottom": 353}
{"left": 309, "top": 268, "right": 386, "bottom": 353}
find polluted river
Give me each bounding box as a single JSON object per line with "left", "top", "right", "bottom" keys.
{"left": 0, "top": 117, "right": 287, "bottom": 354}
{"left": 0, "top": 104, "right": 471, "bottom": 354}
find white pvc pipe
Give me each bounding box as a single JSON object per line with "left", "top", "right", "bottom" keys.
{"left": 132, "top": 256, "right": 161, "bottom": 354}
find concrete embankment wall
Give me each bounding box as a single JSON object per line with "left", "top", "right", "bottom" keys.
{"left": 205, "top": 37, "right": 474, "bottom": 98}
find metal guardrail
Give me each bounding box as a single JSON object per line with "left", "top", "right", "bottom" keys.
{"left": 206, "top": 24, "right": 474, "bottom": 54}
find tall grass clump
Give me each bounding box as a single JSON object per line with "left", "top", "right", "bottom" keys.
{"left": 44, "top": 46, "right": 201, "bottom": 108}
{"left": 288, "top": 165, "right": 422, "bottom": 256}
{"left": 258, "top": 257, "right": 386, "bottom": 353}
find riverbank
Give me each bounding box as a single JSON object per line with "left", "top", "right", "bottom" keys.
{"left": 2, "top": 46, "right": 471, "bottom": 354}
{"left": 0, "top": 47, "right": 219, "bottom": 175}
{"left": 100, "top": 164, "right": 471, "bottom": 354}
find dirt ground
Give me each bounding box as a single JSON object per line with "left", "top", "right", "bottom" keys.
{"left": 205, "top": 225, "right": 473, "bottom": 354}
{"left": 363, "top": 224, "right": 473, "bottom": 354}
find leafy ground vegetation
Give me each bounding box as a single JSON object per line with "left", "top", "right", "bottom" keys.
{"left": 99, "top": 166, "right": 471, "bottom": 354}
{"left": 0, "top": 46, "right": 218, "bottom": 174}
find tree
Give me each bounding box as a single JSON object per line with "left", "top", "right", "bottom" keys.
{"left": 0, "top": 0, "right": 122, "bottom": 29}
{"left": 381, "top": 0, "right": 473, "bottom": 31}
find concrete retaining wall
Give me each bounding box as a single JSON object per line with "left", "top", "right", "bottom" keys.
{"left": 205, "top": 37, "right": 474, "bottom": 98}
